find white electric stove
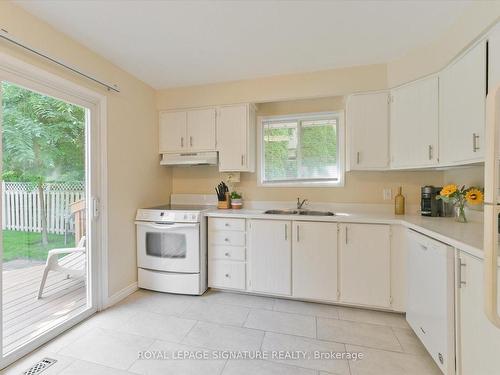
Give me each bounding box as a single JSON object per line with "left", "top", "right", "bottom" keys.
{"left": 135, "top": 203, "right": 212, "bottom": 295}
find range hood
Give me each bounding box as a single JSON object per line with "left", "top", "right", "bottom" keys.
{"left": 160, "top": 151, "right": 218, "bottom": 166}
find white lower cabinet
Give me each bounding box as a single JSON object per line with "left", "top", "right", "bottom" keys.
{"left": 248, "top": 219, "right": 291, "bottom": 296}
{"left": 209, "top": 218, "right": 398, "bottom": 309}
{"left": 292, "top": 221, "right": 338, "bottom": 301}
{"left": 208, "top": 260, "right": 246, "bottom": 290}
{"left": 458, "top": 250, "right": 500, "bottom": 375}
{"left": 208, "top": 218, "right": 246, "bottom": 291}
{"left": 338, "top": 223, "right": 391, "bottom": 308}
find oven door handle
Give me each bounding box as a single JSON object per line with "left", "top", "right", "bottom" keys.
{"left": 135, "top": 222, "right": 198, "bottom": 230}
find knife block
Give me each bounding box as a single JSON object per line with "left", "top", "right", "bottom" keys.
{"left": 217, "top": 193, "right": 231, "bottom": 209}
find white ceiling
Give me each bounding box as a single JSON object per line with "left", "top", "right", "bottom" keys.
{"left": 15, "top": 0, "right": 474, "bottom": 89}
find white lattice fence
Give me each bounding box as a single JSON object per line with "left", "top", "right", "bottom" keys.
{"left": 1, "top": 182, "right": 85, "bottom": 234}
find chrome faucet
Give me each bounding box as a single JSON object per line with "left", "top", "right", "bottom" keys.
{"left": 297, "top": 198, "right": 308, "bottom": 210}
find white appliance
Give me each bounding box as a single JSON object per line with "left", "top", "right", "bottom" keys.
{"left": 484, "top": 84, "right": 500, "bottom": 329}
{"left": 135, "top": 204, "right": 210, "bottom": 295}
{"left": 406, "top": 229, "right": 455, "bottom": 374}
{"left": 160, "top": 151, "right": 218, "bottom": 166}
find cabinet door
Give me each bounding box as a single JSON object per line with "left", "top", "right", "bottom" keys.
{"left": 159, "top": 111, "right": 187, "bottom": 153}
{"left": 292, "top": 221, "right": 338, "bottom": 301}
{"left": 439, "top": 40, "right": 486, "bottom": 164}
{"left": 390, "top": 76, "right": 439, "bottom": 168}
{"left": 347, "top": 92, "right": 389, "bottom": 170}
{"left": 217, "top": 104, "right": 251, "bottom": 172}
{"left": 248, "top": 219, "right": 291, "bottom": 295}
{"left": 187, "top": 108, "right": 216, "bottom": 152}
{"left": 339, "top": 223, "right": 390, "bottom": 307}
{"left": 459, "top": 251, "right": 500, "bottom": 375}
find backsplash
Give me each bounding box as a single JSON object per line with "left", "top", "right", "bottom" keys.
{"left": 170, "top": 166, "right": 444, "bottom": 206}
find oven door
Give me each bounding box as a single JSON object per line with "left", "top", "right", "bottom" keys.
{"left": 136, "top": 221, "right": 200, "bottom": 273}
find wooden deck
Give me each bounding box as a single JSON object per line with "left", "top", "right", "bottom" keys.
{"left": 2, "top": 252, "right": 87, "bottom": 354}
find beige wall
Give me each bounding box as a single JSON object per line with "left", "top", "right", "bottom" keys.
{"left": 172, "top": 167, "right": 442, "bottom": 207}
{"left": 387, "top": 2, "right": 500, "bottom": 87}
{"left": 0, "top": 2, "right": 172, "bottom": 297}
{"left": 443, "top": 166, "right": 485, "bottom": 188}
{"left": 156, "top": 63, "right": 388, "bottom": 109}
{"left": 168, "top": 97, "right": 443, "bottom": 206}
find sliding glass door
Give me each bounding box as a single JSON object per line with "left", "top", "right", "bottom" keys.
{"left": 0, "top": 74, "right": 99, "bottom": 366}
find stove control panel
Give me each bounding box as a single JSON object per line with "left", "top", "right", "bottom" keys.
{"left": 135, "top": 209, "right": 201, "bottom": 223}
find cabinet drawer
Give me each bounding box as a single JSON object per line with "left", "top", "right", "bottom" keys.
{"left": 208, "top": 260, "right": 246, "bottom": 290}
{"left": 209, "top": 245, "right": 245, "bottom": 261}
{"left": 210, "top": 231, "right": 245, "bottom": 246}
{"left": 209, "top": 218, "right": 245, "bottom": 232}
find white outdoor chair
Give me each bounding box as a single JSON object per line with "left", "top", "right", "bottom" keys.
{"left": 37, "top": 236, "right": 86, "bottom": 299}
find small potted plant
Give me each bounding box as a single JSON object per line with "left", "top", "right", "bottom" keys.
{"left": 436, "top": 184, "right": 483, "bottom": 223}
{"left": 230, "top": 191, "right": 243, "bottom": 209}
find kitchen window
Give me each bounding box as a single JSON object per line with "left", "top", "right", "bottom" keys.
{"left": 259, "top": 112, "right": 344, "bottom": 187}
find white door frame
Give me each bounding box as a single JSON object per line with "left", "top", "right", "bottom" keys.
{"left": 0, "top": 51, "right": 108, "bottom": 368}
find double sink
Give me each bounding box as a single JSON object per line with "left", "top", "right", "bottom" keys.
{"left": 264, "top": 209, "right": 335, "bottom": 216}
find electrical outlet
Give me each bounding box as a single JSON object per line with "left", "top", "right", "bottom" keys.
{"left": 222, "top": 172, "right": 240, "bottom": 184}
{"left": 383, "top": 188, "right": 392, "bottom": 201}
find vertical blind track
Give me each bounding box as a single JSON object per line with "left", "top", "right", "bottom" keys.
{"left": 0, "top": 28, "right": 120, "bottom": 93}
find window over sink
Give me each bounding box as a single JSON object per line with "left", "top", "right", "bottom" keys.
{"left": 258, "top": 111, "right": 344, "bottom": 187}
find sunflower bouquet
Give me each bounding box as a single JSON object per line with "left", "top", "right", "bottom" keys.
{"left": 436, "top": 184, "right": 484, "bottom": 223}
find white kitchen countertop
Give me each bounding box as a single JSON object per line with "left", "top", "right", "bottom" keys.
{"left": 205, "top": 209, "right": 486, "bottom": 259}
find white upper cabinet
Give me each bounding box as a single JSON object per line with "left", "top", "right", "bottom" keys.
{"left": 292, "top": 221, "right": 338, "bottom": 302}
{"left": 159, "top": 108, "right": 216, "bottom": 153}
{"left": 439, "top": 40, "right": 486, "bottom": 165}
{"left": 339, "top": 223, "right": 391, "bottom": 308}
{"left": 346, "top": 92, "right": 389, "bottom": 170}
{"left": 217, "top": 104, "right": 256, "bottom": 172}
{"left": 186, "top": 108, "right": 216, "bottom": 152}
{"left": 159, "top": 111, "right": 187, "bottom": 153}
{"left": 390, "top": 76, "right": 439, "bottom": 168}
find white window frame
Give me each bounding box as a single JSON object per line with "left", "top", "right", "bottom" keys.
{"left": 257, "top": 111, "right": 345, "bottom": 188}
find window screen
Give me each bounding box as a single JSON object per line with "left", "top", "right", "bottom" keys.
{"left": 261, "top": 113, "right": 341, "bottom": 184}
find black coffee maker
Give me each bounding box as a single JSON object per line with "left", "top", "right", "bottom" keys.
{"left": 421, "top": 186, "right": 444, "bottom": 217}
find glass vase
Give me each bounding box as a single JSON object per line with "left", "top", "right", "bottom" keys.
{"left": 455, "top": 204, "right": 467, "bottom": 223}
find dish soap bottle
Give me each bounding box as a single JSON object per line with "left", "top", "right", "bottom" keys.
{"left": 395, "top": 186, "right": 405, "bottom": 215}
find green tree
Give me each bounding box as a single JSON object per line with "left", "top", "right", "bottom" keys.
{"left": 2, "top": 82, "right": 85, "bottom": 244}
{"left": 264, "top": 120, "right": 337, "bottom": 181}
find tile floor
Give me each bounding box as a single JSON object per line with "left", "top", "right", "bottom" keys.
{"left": 1, "top": 289, "right": 442, "bottom": 375}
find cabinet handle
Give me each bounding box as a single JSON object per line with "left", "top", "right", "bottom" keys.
{"left": 225, "top": 273, "right": 230, "bottom": 278}
{"left": 428, "top": 145, "right": 433, "bottom": 160}
{"left": 181, "top": 137, "right": 184, "bottom": 148}
{"left": 224, "top": 223, "right": 230, "bottom": 227}
{"left": 241, "top": 155, "right": 245, "bottom": 166}
{"left": 345, "top": 226, "right": 348, "bottom": 245}
{"left": 296, "top": 224, "right": 300, "bottom": 242}
{"left": 190, "top": 136, "right": 193, "bottom": 147}
{"left": 458, "top": 258, "right": 467, "bottom": 288}
{"left": 472, "top": 133, "right": 480, "bottom": 152}
{"left": 284, "top": 224, "right": 287, "bottom": 241}
{"left": 224, "top": 238, "right": 229, "bottom": 242}
{"left": 224, "top": 252, "right": 230, "bottom": 257}
{"left": 420, "top": 244, "right": 428, "bottom": 251}
{"left": 356, "top": 151, "right": 360, "bottom": 164}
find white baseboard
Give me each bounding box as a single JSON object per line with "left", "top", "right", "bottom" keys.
{"left": 103, "top": 282, "right": 138, "bottom": 310}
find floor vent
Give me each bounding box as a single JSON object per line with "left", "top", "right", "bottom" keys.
{"left": 22, "top": 358, "right": 57, "bottom": 375}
